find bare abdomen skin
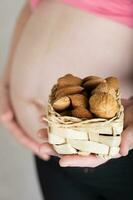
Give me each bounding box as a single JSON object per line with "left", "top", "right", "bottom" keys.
{"left": 10, "top": 0, "right": 133, "bottom": 141}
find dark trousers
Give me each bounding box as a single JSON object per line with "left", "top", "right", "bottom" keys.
{"left": 34, "top": 150, "right": 133, "bottom": 200}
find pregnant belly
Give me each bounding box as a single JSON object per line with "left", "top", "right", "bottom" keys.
{"left": 10, "top": 0, "right": 133, "bottom": 141}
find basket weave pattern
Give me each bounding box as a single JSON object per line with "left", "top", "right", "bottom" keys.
{"left": 47, "top": 91, "right": 124, "bottom": 158}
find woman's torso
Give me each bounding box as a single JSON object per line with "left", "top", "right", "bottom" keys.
{"left": 10, "top": 0, "right": 133, "bottom": 141}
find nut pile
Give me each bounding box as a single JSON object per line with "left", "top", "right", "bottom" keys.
{"left": 51, "top": 74, "right": 120, "bottom": 119}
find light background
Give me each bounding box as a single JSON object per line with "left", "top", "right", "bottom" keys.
{"left": 0, "top": 1, "right": 43, "bottom": 199}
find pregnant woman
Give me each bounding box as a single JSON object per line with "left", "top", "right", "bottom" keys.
{"left": 0, "top": 0, "right": 133, "bottom": 199}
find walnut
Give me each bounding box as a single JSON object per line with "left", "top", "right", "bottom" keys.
{"left": 89, "top": 92, "right": 119, "bottom": 119}
{"left": 105, "top": 76, "right": 119, "bottom": 91}
{"left": 92, "top": 82, "right": 116, "bottom": 98}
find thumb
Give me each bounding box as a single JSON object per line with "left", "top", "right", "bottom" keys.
{"left": 120, "top": 125, "right": 133, "bottom": 156}
{"left": 121, "top": 97, "right": 133, "bottom": 108}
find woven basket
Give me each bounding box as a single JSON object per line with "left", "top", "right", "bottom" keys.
{"left": 45, "top": 87, "right": 124, "bottom": 158}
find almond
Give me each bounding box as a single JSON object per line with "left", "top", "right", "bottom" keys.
{"left": 59, "top": 110, "right": 72, "bottom": 116}
{"left": 69, "top": 94, "right": 88, "bottom": 108}
{"left": 82, "top": 76, "right": 105, "bottom": 90}
{"left": 51, "top": 85, "right": 58, "bottom": 102}
{"left": 82, "top": 75, "right": 103, "bottom": 83}
{"left": 55, "top": 86, "right": 84, "bottom": 99}
{"left": 105, "top": 76, "right": 119, "bottom": 91}
{"left": 72, "top": 107, "right": 93, "bottom": 119}
{"left": 53, "top": 96, "right": 70, "bottom": 111}
{"left": 89, "top": 92, "right": 119, "bottom": 119}
{"left": 57, "top": 74, "right": 82, "bottom": 88}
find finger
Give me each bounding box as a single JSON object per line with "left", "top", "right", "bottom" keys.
{"left": 37, "top": 128, "right": 48, "bottom": 140}
{"left": 29, "top": 100, "right": 48, "bottom": 126}
{"left": 7, "top": 120, "right": 40, "bottom": 153}
{"left": 129, "top": 96, "right": 133, "bottom": 102}
{"left": 121, "top": 98, "right": 133, "bottom": 110}
{"left": 6, "top": 120, "right": 51, "bottom": 160}
{"left": 0, "top": 81, "right": 12, "bottom": 119}
{"left": 38, "top": 154, "right": 50, "bottom": 161}
{"left": 0, "top": 96, "right": 13, "bottom": 122}
{"left": 59, "top": 154, "right": 109, "bottom": 168}
{"left": 39, "top": 143, "right": 60, "bottom": 157}
{"left": 39, "top": 114, "right": 48, "bottom": 125}
{"left": 124, "top": 105, "right": 133, "bottom": 128}
{"left": 0, "top": 110, "right": 14, "bottom": 122}
{"left": 6, "top": 119, "right": 42, "bottom": 154}
{"left": 120, "top": 125, "right": 133, "bottom": 156}
{"left": 121, "top": 98, "right": 130, "bottom": 108}
{"left": 112, "top": 153, "right": 121, "bottom": 159}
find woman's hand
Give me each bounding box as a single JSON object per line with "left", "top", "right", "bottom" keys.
{"left": 37, "top": 128, "right": 61, "bottom": 157}
{"left": 0, "top": 75, "right": 58, "bottom": 161}
{"left": 119, "top": 97, "right": 133, "bottom": 156}
{"left": 57, "top": 98, "right": 133, "bottom": 168}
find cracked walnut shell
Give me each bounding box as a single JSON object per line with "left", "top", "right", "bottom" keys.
{"left": 92, "top": 82, "right": 116, "bottom": 98}
{"left": 89, "top": 92, "right": 119, "bottom": 119}
{"left": 105, "top": 76, "right": 119, "bottom": 91}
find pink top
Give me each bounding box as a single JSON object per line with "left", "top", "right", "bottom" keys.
{"left": 30, "top": 0, "right": 40, "bottom": 9}
{"left": 30, "top": 0, "right": 133, "bottom": 28}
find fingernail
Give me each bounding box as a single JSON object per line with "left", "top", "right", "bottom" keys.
{"left": 120, "top": 150, "right": 128, "bottom": 157}
{"left": 123, "top": 152, "right": 128, "bottom": 156}
{"left": 113, "top": 153, "right": 121, "bottom": 158}
{"left": 41, "top": 154, "right": 50, "bottom": 161}
{"left": 59, "top": 161, "right": 68, "bottom": 167}
{"left": 44, "top": 155, "right": 50, "bottom": 161}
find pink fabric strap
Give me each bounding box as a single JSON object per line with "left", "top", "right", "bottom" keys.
{"left": 30, "top": 0, "right": 41, "bottom": 10}
{"left": 62, "top": 0, "right": 133, "bottom": 28}
{"left": 30, "top": 0, "right": 133, "bottom": 28}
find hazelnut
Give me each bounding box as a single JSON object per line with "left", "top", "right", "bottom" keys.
{"left": 69, "top": 94, "right": 88, "bottom": 108}
{"left": 89, "top": 92, "right": 119, "bottom": 119}
{"left": 105, "top": 76, "right": 119, "bottom": 91}
{"left": 57, "top": 74, "right": 82, "bottom": 88}
{"left": 53, "top": 96, "right": 70, "bottom": 111}
{"left": 55, "top": 86, "right": 84, "bottom": 99}
{"left": 72, "top": 107, "right": 93, "bottom": 119}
